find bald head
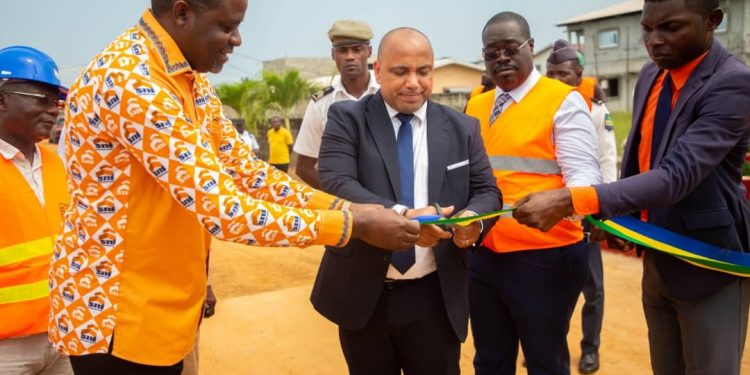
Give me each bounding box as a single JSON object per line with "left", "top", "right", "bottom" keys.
{"left": 377, "top": 27, "right": 433, "bottom": 60}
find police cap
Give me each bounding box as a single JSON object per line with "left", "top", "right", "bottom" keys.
{"left": 328, "top": 20, "right": 373, "bottom": 47}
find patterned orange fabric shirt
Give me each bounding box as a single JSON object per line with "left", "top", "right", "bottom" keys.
{"left": 49, "top": 9, "right": 352, "bottom": 365}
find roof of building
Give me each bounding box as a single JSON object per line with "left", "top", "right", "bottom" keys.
{"left": 434, "top": 58, "right": 485, "bottom": 72}
{"left": 558, "top": 0, "right": 643, "bottom": 26}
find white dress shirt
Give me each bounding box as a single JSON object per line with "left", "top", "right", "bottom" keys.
{"left": 383, "top": 101, "right": 436, "bottom": 280}
{"left": 294, "top": 71, "right": 379, "bottom": 158}
{"left": 239, "top": 130, "right": 260, "bottom": 153}
{"left": 0, "top": 138, "right": 45, "bottom": 205}
{"left": 494, "top": 69, "right": 602, "bottom": 187}
{"left": 591, "top": 101, "right": 618, "bottom": 183}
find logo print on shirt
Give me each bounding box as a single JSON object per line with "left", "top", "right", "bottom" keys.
{"left": 95, "top": 261, "right": 113, "bottom": 279}
{"left": 201, "top": 217, "right": 221, "bottom": 235}
{"left": 80, "top": 325, "right": 99, "bottom": 344}
{"left": 174, "top": 187, "right": 195, "bottom": 207}
{"left": 96, "top": 196, "right": 116, "bottom": 214}
{"left": 198, "top": 170, "right": 218, "bottom": 192}
{"left": 283, "top": 215, "right": 302, "bottom": 233}
{"left": 124, "top": 122, "right": 142, "bottom": 145}
{"left": 133, "top": 81, "right": 155, "bottom": 96}
{"left": 104, "top": 90, "right": 120, "bottom": 109}
{"left": 87, "top": 292, "right": 106, "bottom": 311}
{"left": 147, "top": 156, "right": 167, "bottom": 178}
{"left": 99, "top": 229, "right": 117, "bottom": 247}
{"left": 174, "top": 142, "right": 193, "bottom": 162}
{"left": 70, "top": 252, "right": 87, "bottom": 272}
{"left": 96, "top": 166, "right": 115, "bottom": 183}
{"left": 69, "top": 162, "right": 83, "bottom": 181}
{"left": 93, "top": 137, "right": 114, "bottom": 151}
{"left": 223, "top": 199, "right": 240, "bottom": 218}
{"left": 61, "top": 283, "right": 76, "bottom": 302}
{"left": 151, "top": 111, "right": 172, "bottom": 130}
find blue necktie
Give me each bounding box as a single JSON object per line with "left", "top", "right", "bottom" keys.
{"left": 391, "top": 113, "right": 415, "bottom": 274}
{"left": 650, "top": 72, "right": 673, "bottom": 168}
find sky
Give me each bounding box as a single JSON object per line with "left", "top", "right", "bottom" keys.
{"left": 3, "top": 0, "right": 625, "bottom": 86}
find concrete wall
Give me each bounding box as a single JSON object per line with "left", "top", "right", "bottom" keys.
{"left": 263, "top": 57, "right": 337, "bottom": 80}
{"left": 565, "top": 0, "right": 750, "bottom": 112}
{"left": 434, "top": 65, "right": 485, "bottom": 93}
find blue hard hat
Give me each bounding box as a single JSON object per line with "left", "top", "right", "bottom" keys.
{"left": 0, "top": 46, "right": 68, "bottom": 98}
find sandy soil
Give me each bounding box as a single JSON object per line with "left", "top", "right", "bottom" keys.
{"left": 199, "top": 241, "right": 750, "bottom": 374}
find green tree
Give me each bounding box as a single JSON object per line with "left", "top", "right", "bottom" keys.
{"left": 215, "top": 78, "right": 269, "bottom": 133}
{"left": 263, "top": 69, "right": 318, "bottom": 128}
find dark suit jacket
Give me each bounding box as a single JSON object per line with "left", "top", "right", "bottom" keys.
{"left": 310, "top": 92, "right": 501, "bottom": 340}
{"left": 596, "top": 41, "right": 750, "bottom": 299}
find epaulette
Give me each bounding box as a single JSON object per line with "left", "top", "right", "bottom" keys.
{"left": 592, "top": 97, "right": 605, "bottom": 105}
{"left": 311, "top": 86, "right": 334, "bottom": 102}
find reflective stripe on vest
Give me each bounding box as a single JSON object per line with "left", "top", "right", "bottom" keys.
{"left": 0, "top": 279, "right": 48, "bottom": 304}
{"left": 489, "top": 156, "right": 562, "bottom": 175}
{"left": 0, "top": 237, "right": 55, "bottom": 267}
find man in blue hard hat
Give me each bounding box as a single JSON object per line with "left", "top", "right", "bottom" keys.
{"left": 0, "top": 45, "right": 73, "bottom": 375}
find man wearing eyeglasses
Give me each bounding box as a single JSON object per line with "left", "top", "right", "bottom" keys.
{"left": 0, "top": 46, "right": 73, "bottom": 375}
{"left": 464, "top": 12, "right": 600, "bottom": 375}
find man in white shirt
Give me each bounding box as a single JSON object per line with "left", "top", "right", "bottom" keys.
{"left": 546, "top": 40, "right": 618, "bottom": 374}
{"left": 231, "top": 118, "right": 260, "bottom": 153}
{"left": 293, "top": 20, "right": 379, "bottom": 188}
{"left": 312, "top": 28, "right": 501, "bottom": 374}
{"left": 464, "top": 12, "right": 601, "bottom": 375}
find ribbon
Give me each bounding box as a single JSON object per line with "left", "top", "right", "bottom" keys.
{"left": 416, "top": 209, "right": 750, "bottom": 277}
{"left": 586, "top": 215, "right": 750, "bottom": 277}
{"left": 414, "top": 208, "right": 514, "bottom": 226}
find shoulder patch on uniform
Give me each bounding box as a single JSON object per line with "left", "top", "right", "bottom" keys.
{"left": 311, "top": 86, "right": 334, "bottom": 102}
{"left": 604, "top": 113, "right": 614, "bottom": 132}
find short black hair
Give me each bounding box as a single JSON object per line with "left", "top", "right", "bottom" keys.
{"left": 151, "top": 0, "right": 222, "bottom": 16}
{"left": 644, "top": 0, "right": 719, "bottom": 16}
{"left": 482, "top": 12, "right": 531, "bottom": 40}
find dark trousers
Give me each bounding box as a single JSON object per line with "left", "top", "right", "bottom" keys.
{"left": 642, "top": 251, "right": 750, "bottom": 375}
{"left": 580, "top": 241, "right": 604, "bottom": 355}
{"left": 469, "top": 243, "right": 589, "bottom": 375}
{"left": 69, "top": 353, "right": 183, "bottom": 375}
{"left": 270, "top": 163, "right": 289, "bottom": 173}
{"left": 338, "top": 272, "right": 460, "bottom": 375}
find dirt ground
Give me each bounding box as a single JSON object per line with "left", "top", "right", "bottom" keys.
{"left": 200, "top": 241, "right": 750, "bottom": 374}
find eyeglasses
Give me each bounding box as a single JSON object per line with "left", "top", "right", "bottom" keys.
{"left": 482, "top": 39, "right": 531, "bottom": 61}
{"left": 1, "top": 90, "right": 64, "bottom": 109}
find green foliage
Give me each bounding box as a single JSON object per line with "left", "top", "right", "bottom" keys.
{"left": 263, "top": 69, "right": 319, "bottom": 128}
{"left": 215, "top": 69, "right": 319, "bottom": 132}
{"left": 215, "top": 79, "right": 268, "bottom": 133}
{"left": 610, "top": 111, "right": 633, "bottom": 158}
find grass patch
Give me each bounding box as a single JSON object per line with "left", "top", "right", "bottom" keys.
{"left": 610, "top": 111, "right": 633, "bottom": 157}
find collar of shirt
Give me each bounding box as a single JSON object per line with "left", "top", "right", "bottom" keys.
{"left": 138, "top": 9, "right": 192, "bottom": 76}
{"left": 333, "top": 70, "right": 380, "bottom": 100}
{"left": 494, "top": 68, "right": 542, "bottom": 105}
{"left": 0, "top": 137, "right": 40, "bottom": 165}
{"left": 667, "top": 50, "right": 709, "bottom": 92}
{"left": 384, "top": 100, "right": 427, "bottom": 125}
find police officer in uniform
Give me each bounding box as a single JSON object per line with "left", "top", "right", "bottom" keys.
{"left": 293, "top": 20, "right": 379, "bottom": 188}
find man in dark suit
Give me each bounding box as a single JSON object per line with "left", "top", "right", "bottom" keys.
{"left": 512, "top": 0, "right": 750, "bottom": 373}
{"left": 311, "top": 27, "right": 501, "bottom": 374}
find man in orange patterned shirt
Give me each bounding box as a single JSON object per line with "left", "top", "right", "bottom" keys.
{"left": 51, "top": 0, "right": 418, "bottom": 373}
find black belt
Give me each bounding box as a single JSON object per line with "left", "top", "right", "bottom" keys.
{"left": 384, "top": 271, "right": 436, "bottom": 290}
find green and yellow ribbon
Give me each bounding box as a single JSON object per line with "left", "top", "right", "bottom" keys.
{"left": 419, "top": 209, "right": 750, "bottom": 277}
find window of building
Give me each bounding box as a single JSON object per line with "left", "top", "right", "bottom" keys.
{"left": 600, "top": 77, "right": 620, "bottom": 98}
{"left": 598, "top": 29, "right": 619, "bottom": 49}
{"left": 717, "top": 13, "right": 728, "bottom": 33}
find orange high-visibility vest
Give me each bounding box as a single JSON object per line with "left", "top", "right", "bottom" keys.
{"left": 578, "top": 76, "right": 597, "bottom": 111}
{"left": 0, "top": 146, "right": 69, "bottom": 338}
{"left": 466, "top": 77, "right": 583, "bottom": 252}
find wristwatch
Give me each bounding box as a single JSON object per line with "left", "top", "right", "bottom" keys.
{"left": 391, "top": 204, "right": 409, "bottom": 216}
